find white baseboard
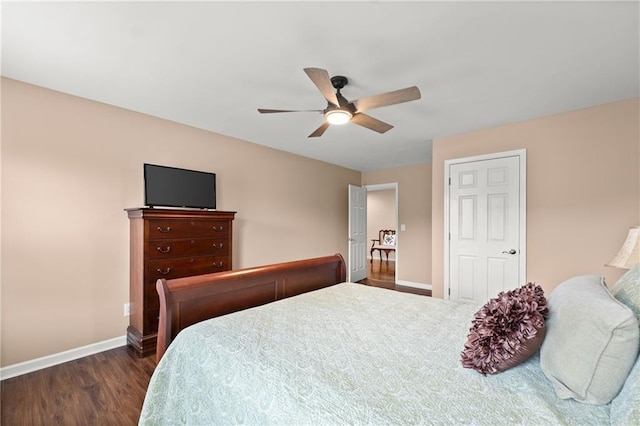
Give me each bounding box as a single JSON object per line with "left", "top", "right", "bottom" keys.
{"left": 0, "top": 335, "right": 127, "bottom": 381}
{"left": 396, "top": 280, "right": 432, "bottom": 291}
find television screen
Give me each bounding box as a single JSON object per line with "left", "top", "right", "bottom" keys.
{"left": 144, "top": 163, "right": 216, "bottom": 209}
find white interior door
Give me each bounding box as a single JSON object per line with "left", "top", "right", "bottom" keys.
{"left": 446, "top": 151, "right": 526, "bottom": 304}
{"left": 348, "top": 184, "right": 367, "bottom": 282}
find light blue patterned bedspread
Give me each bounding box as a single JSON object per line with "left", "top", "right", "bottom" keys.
{"left": 140, "top": 283, "right": 633, "bottom": 425}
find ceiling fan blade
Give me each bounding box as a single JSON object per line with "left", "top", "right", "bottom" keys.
{"left": 352, "top": 86, "right": 421, "bottom": 113}
{"left": 308, "top": 122, "right": 330, "bottom": 138}
{"left": 350, "top": 113, "right": 394, "bottom": 134}
{"left": 258, "top": 108, "right": 322, "bottom": 114}
{"left": 303, "top": 67, "right": 339, "bottom": 106}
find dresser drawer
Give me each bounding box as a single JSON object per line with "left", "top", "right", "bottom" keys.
{"left": 148, "top": 219, "right": 230, "bottom": 239}
{"left": 144, "top": 255, "right": 231, "bottom": 311}
{"left": 147, "top": 238, "right": 229, "bottom": 260}
{"left": 147, "top": 256, "right": 230, "bottom": 282}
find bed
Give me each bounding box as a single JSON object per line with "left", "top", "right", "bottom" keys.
{"left": 140, "top": 254, "right": 640, "bottom": 425}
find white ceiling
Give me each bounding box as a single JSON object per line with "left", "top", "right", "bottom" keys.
{"left": 2, "top": 1, "right": 638, "bottom": 172}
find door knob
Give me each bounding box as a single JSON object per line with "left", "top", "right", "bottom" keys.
{"left": 502, "top": 249, "right": 517, "bottom": 255}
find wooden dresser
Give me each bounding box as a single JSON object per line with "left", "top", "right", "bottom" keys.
{"left": 125, "top": 208, "right": 236, "bottom": 357}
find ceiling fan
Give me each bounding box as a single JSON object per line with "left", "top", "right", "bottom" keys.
{"left": 258, "top": 68, "right": 421, "bottom": 138}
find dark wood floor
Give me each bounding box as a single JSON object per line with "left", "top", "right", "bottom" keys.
{"left": 1, "top": 346, "right": 156, "bottom": 425}
{"left": 1, "top": 260, "right": 429, "bottom": 424}
{"left": 359, "top": 259, "right": 432, "bottom": 296}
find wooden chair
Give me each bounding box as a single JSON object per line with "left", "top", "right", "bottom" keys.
{"left": 370, "top": 229, "right": 396, "bottom": 263}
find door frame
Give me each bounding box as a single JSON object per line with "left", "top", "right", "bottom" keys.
{"left": 365, "top": 183, "right": 399, "bottom": 283}
{"left": 443, "top": 149, "right": 527, "bottom": 300}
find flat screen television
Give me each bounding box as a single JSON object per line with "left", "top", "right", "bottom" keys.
{"left": 144, "top": 163, "right": 216, "bottom": 209}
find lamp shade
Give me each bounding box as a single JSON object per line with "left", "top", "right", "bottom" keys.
{"left": 606, "top": 226, "right": 640, "bottom": 269}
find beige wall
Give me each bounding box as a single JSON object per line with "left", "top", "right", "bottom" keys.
{"left": 431, "top": 98, "right": 640, "bottom": 298}
{"left": 367, "top": 189, "right": 396, "bottom": 261}
{"left": 362, "top": 163, "right": 432, "bottom": 285}
{"left": 3, "top": 77, "right": 636, "bottom": 367}
{"left": 1, "top": 78, "right": 360, "bottom": 366}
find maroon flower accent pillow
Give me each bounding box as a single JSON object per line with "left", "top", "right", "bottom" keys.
{"left": 461, "top": 283, "right": 548, "bottom": 375}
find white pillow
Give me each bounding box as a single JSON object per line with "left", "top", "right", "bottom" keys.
{"left": 540, "top": 275, "right": 639, "bottom": 405}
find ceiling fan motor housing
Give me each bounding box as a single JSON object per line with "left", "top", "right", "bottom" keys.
{"left": 325, "top": 75, "right": 353, "bottom": 123}
{"left": 330, "top": 75, "right": 348, "bottom": 91}
{"left": 328, "top": 76, "right": 353, "bottom": 112}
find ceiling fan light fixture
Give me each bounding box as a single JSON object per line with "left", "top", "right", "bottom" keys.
{"left": 325, "top": 109, "right": 352, "bottom": 125}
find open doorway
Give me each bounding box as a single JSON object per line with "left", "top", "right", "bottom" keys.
{"left": 365, "top": 183, "right": 397, "bottom": 286}
{"left": 357, "top": 183, "right": 432, "bottom": 297}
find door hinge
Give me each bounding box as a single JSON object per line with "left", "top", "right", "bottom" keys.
{"left": 448, "top": 288, "right": 451, "bottom": 296}
{"left": 448, "top": 177, "right": 451, "bottom": 185}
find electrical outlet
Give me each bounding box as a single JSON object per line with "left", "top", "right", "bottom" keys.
{"left": 124, "top": 303, "right": 131, "bottom": 317}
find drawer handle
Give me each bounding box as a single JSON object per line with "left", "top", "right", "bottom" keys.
{"left": 157, "top": 246, "right": 171, "bottom": 253}
{"left": 212, "top": 226, "right": 224, "bottom": 232}
{"left": 156, "top": 226, "right": 171, "bottom": 233}
{"left": 156, "top": 268, "right": 172, "bottom": 275}
{"left": 212, "top": 243, "right": 224, "bottom": 249}
{"left": 213, "top": 262, "right": 224, "bottom": 268}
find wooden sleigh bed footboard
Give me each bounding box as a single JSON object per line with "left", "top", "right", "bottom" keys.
{"left": 155, "top": 253, "right": 346, "bottom": 361}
